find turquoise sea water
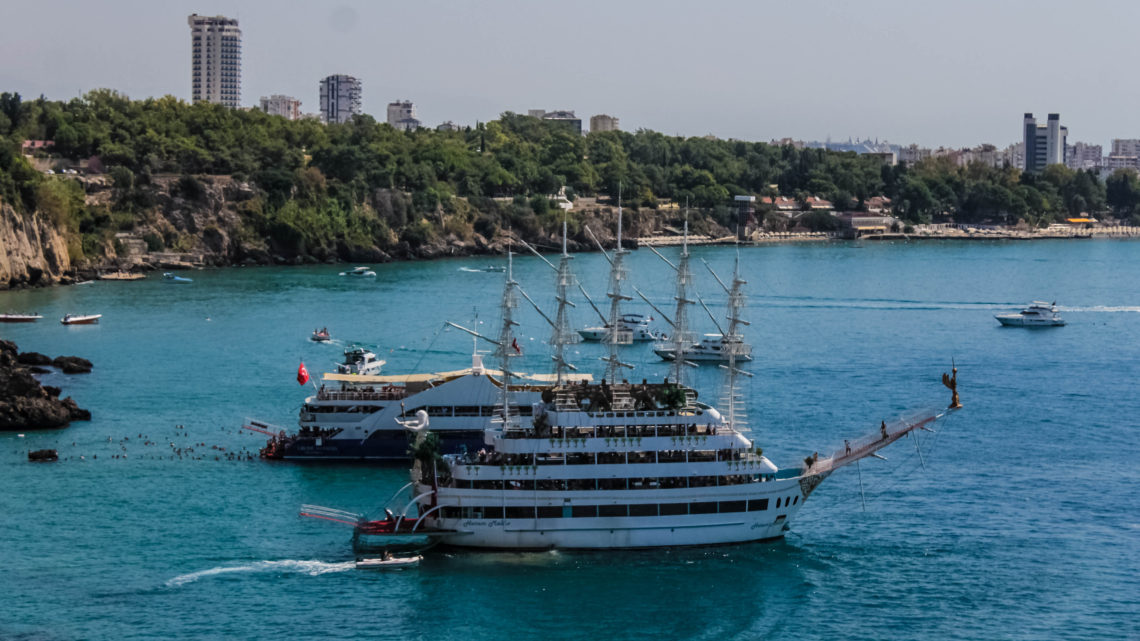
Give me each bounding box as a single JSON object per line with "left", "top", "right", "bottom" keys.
{"left": 2, "top": 239, "right": 1139, "bottom": 640}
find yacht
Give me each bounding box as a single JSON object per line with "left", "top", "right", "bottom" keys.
{"left": 578, "top": 313, "right": 661, "bottom": 342}
{"left": 995, "top": 301, "right": 1065, "bottom": 327}
{"left": 654, "top": 333, "right": 754, "bottom": 363}
{"left": 336, "top": 346, "right": 384, "bottom": 375}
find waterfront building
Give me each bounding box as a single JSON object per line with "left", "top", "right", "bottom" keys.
{"left": 1066, "top": 142, "right": 1103, "bottom": 170}
{"left": 590, "top": 114, "right": 620, "bottom": 133}
{"left": 188, "top": 14, "right": 242, "bottom": 107}
{"left": 319, "top": 75, "right": 362, "bottom": 124}
{"left": 387, "top": 100, "right": 421, "bottom": 131}
{"left": 258, "top": 95, "right": 302, "bottom": 120}
{"left": 1023, "top": 113, "right": 1067, "bottom": 172}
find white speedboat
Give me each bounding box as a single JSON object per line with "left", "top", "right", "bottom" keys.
{"left": 654, "top": 333, "right": 753, "bottom": 363}
{"left": 578, "top": 313, "right": 661, "bottom": 342}
{"left": 340, "top": 266, "right": 376, "bottom": 277}
{"left": 61, "top": 314, "right": 102, "bottom": 325}
{"left": 995, "top": 301, "right": 1065, "bottom": 327}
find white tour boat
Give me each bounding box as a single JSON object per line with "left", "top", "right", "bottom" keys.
{"left": 357, "top": 220, "right": 962, "bottom": 550}
{"left": 995, "top": 301, "right": 1065, "bottom": 327}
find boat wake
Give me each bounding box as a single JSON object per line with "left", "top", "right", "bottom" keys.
{"left": 1057, "top": 305, "right": 1140, "bottom": 313}
{"left": 165, "top": 559, "right": 354, "bottom": 587}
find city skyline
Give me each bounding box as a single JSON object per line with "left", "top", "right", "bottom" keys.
{"left": 2, "top": 1, "right": 1140, "bottom": 148}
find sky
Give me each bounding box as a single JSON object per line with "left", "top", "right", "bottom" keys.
{"left": 1, "top": 0, "right": 1138, "bottom": 149}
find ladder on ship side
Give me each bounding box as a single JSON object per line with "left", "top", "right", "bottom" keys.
{"left": 610, "top": 384, "right": 636, "bottom": 411}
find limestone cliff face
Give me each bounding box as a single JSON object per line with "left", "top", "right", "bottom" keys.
{"left": 0, "top": 201, "right": 71, "bottom": 289}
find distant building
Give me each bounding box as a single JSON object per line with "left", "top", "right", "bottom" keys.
{"left": 769, "top": 138, "right": 805, "bottom": 149}
{"left": 762, "top": 196, "right": 798, "bottom": 211}
{"left": 1066, "top": 142, "right": 1102, "bottom": 170}
{"left": 959, "top": 144, "right": 1003, "bottom": 168}
{"left": 865, "top": 150, "right": 897, "bottom": 166}
{"left": 1023, "top": 113, "right": 1067, "bottom": 172}
{"left": 529, "top": 109, "right": 583, "bottom": 135}
{"left": 898, "top": 144, "right": 931, "bottom": 165}
{"left": 1002, "top": 142, "right": 1025, "bottom": 170}
{"left": 387, "top": 100, "right": 421, "bottom": 131}
{"left": 436, "top": 121, "right": 460, "bottom": 132}
{"left": 188, "top": 14, "right": 242, "bottom": 107}
{"left": 590, "top": 114, "right": 619, "bottom": 133}
{"left": 1104, "top": 155, "right": 1140, "bottom": 171}
{"left": 864, "top": 196, "right": 892, "bottom": 214}
{"left": 259, "top": 95, "right": 302, "bottom": 120}
{"left": 1111, "top": 139, "right": 1140, "bottom": 158}
{"left": 319, "top": 75, "right": 362, "bottom": 124}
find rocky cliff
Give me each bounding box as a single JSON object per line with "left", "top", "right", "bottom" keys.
{"left": 0, "top": 340, "right": 91, "bottom": 430}
{"left": 0, "top": 201, "right": 71, "bottom": 289}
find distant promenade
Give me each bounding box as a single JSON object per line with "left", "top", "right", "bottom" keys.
{"left": 638, "top": 225, "right": 1140, "bottom": 247}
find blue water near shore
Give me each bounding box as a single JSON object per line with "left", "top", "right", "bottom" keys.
{"left": 2, "top": 239, "right": 1139, "bottom": 640}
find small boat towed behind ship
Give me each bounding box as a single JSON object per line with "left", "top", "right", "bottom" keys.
{"left": 0, "top": 313, "right": 43, "bottom": 323}
{"left": 61, "top": 314, "right": 102, "bottom": 325}
{"left": 995, "top": 301, "right": 1065, "bottom": 327}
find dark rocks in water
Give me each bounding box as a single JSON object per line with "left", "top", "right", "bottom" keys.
{"left": 17, "top": 352, "right": 52, "bottom": 366}
{"left": 53, "top": 355, "right": 93, "bottom": 374}
{"left": 0, "top": 340, "right": 92, "bottom": 430}
{"left": 28, "top": 449, "right": 58, "bottom": 462}
{"left": 43, "top": 385, "right": 61, "bottom": 397}
{"left": 27, "top": 366, "right": 51, "bottom": 374}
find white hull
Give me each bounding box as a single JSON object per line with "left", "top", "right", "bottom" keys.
{"left": 578, "top": 327, "right": 658, "bottom": 342}
{"left": 418, "top": 478, "right": 809, "bottom": 549}
{"left": 995, "top": 315, "right": 1064, "bottom": 327}
{"left": 655, "top": 349, "right": 753, "bottom": 362}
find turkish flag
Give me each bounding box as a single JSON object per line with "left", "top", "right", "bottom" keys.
{"left": 297, "top": 362, "right": 310, "bottom": 386}
{"left": 511, "top": 337, "right": 521, "bottom": 354}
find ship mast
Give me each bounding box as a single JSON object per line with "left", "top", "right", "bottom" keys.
{"left": 669, "top": 212, "right": 696, "bottom": 386}
{"left": 719, "top": 253, "right": 751, "bottom": 430}
{"left": 550, "top": 220, "right": 581, "bottom": 385}
{"left": 494, "top": 245, "right": 520, "bottom": 428}
{"left": 601, "top": 186, "right": 633, "bottom": 383}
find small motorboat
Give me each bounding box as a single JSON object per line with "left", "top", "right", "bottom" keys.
{"left": 163, "top": 272, "right": 193, "bottom": 283}
{"left": 355, "top": 555, "right": 422, "bottom": 570}
{"left": 340, "top": 266, "right": 377, "bottom": 277}
{"left": 311, "top": 327, "right": 332, "bottom": 342}
{"left": 995, "top": 301, "right": 1065, "bottom": 327}
{"left": 61, "top": 314, "right": 102, "bottom": 325}
{"left": 0, "top": 313, "right": 43, "bottom": 323}
{"left": 654, "top": 333, "right": 753, "bottom": 363}
{"left": 336, "top": 346, "right": 385, "bottom": 375}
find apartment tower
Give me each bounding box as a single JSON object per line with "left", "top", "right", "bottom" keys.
{"left": 188, "top": 14, "right": 242, "bottom": 107}
{"left": 319, "top": 75, "right": 362, "bottom": 124}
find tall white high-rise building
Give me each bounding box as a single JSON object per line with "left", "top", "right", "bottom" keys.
{"left": 188, "top": 14, "right": 242, "bottom": 107}
{"left": 259, "top": 95, "right": 302, "bottom": 120}
{"left": 387, "top": 100, "right": 421, "bottom": 131}
{"left": 319, "top": 75, "right": 362, "bottom": 124}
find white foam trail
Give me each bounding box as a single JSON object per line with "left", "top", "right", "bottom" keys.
{"left": 166, "top": 559, "right": 354, "bottom": 587}
{"left": 1057, "top": 306, "right": 1140, "bottom": 313}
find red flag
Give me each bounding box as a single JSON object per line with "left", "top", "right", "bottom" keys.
{"left": 511, "top": 337, "right": 521, "bottom": 354}
{"left": 297, "top": 362, "right": 310, "bottom": 386}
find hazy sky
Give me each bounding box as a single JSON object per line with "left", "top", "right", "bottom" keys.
{"left": 1, "top": 0, "right": 1137, "bottom": 148}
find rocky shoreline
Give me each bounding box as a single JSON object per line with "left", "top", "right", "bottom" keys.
{"left": 0, "top": 340, "right": 91, "bottom": 430}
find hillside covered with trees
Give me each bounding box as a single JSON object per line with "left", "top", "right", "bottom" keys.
{"left": 2, "top": 90, "right": 1140, "bottom": 269}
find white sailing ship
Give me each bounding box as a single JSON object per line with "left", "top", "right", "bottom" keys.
{"left": 356, "top": 218, "right": 961, "bottom": 550}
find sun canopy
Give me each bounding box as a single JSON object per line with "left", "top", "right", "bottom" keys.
{"left": 322, "top": 369, "right": 592, "bottom": 385}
